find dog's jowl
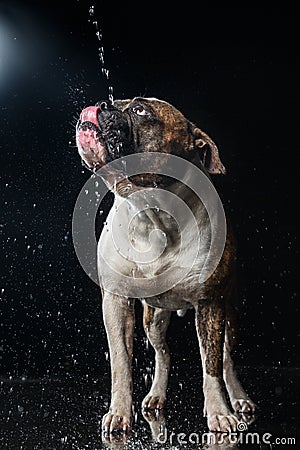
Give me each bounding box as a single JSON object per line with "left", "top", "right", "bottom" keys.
{"left": 75, "top": 97, "right": 255, "bottom": 433}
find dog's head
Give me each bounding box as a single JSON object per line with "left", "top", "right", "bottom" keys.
{"left": 76, "top": 97, "right": 226, "bottom": 179}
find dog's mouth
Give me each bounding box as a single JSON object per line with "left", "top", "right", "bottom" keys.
{"left": 76, "top": 102, "right": 131, "bottom": 171}
{"left": 76, "top": 106, "right": 107, "bottom": 170}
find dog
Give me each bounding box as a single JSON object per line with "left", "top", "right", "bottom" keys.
{"left": 75, "top": 97, "right": 255, "bottom": 434}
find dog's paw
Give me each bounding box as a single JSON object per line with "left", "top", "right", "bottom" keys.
{"left": 102, "top": 411, "right": 131, "bottom": 434}
{"left": 142, "top": 409, "right": 166, "bottom": 442}
{"left": 207, "top": 413, "right": 239, "bottom": 433}
{"left": 102, "top": 429, "right": 130, "bottom": 447}
{"left": 142, "top": 394, "right": 165, "bottom": 410}
{"left": 231, "top": 398, "right": 256, "bottom": 414}
{"left": 238, "top": 411, "right": 257, "bottom": 427}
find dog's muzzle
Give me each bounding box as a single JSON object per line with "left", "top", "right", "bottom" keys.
{"left": 76, "top": 101, "right": 131, "bottom": 170}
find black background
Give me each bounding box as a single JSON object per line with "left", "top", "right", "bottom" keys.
{"left": 0, "top": 2, "right": 299, "bottom": 379}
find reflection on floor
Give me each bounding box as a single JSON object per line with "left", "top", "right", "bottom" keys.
{"left": 0, "top": 367, "right": 299, "bottom": 449}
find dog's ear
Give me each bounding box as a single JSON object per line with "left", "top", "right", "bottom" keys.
{"left": 192, "top": 126, "right": 226, "bottom": 175}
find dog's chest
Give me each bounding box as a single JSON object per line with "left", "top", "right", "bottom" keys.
{"left": 99, "top": 196, "right": 211, "bottom": 307}
{"left": 130, "top": 208, "right": 181, "bottom": 270}
{"left": 125, "top": 208, "right": 209, "bottom": 309}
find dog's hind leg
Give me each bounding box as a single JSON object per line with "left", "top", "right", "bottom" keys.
{"left": 196, "top": 298, "right": 240, "bottom": 432}
{"left": 142, "top": 305, "right": 171, "bottom": 410}
{"left": 223, "top": 302, "right": 256, "bottom": 414}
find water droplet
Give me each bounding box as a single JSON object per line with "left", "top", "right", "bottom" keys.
{"left": 96, "top": 31, "right": 102, "bottom": 41}
{"left": 102, "top": 68, "right": 109, "bottom": 79}
{"left": 108, "top": 86, "right": 114, "bottom": 103}
{"left": 98, "top": 47, "right": 104, "bottom": 64}
{"left": 144, "top": 373, "right": 149, "bottom": 387}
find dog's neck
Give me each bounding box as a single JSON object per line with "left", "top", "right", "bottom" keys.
{"left": 99, "top": 152, "right": 208, "bottom": 198}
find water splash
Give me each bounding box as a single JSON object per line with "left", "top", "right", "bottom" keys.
{"left": 87, "top": 3, "right": 114, "bottom": 103}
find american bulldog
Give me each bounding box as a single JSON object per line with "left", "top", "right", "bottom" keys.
{"left": 75, "top": 97, "right": 255, "bottom": 434}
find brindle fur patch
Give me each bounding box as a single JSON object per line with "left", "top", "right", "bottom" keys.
{"left": 196, "top": 299, "right": 225, "bottom": 377}
{"left": 143, "top": 304, "right": 155, "bottom": 331}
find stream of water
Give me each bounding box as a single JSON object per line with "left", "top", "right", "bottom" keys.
{"left": 88, "top": 3, "right": 114, "bottom": 103}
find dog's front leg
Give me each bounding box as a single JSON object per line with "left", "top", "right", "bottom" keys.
{"left": 102, "top": 292, "right": 135, "bottom": 433}
{"left": 195, "top": 299, "right": 239, "bottom": 433}
{"left": 142, "top": 305, "right": 171, "bottom": 410}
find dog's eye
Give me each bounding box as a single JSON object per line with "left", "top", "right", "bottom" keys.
{"left": 132, "top": 105, "right": 148, "bottom": 116}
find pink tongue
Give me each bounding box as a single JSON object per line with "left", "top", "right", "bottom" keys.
{"left": 80, "top": 106, "right": 100, "bottom": 126}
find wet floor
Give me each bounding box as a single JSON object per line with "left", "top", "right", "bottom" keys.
{"left": 0, "top": 366, "right": 299, "bottom": 450}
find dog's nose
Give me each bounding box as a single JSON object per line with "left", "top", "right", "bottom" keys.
{"left": 95, "top": 100, "right": 112, "bottom": 110}
{"left": 97, "top": 101, "right": 108, "bottom": 110}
